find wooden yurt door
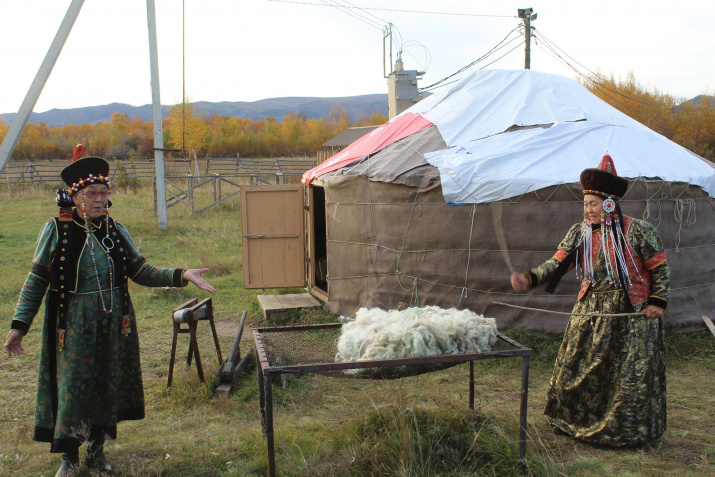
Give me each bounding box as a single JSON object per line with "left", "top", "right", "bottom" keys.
{"left": 241, "top": 185, "right": 306, "bottom": 288}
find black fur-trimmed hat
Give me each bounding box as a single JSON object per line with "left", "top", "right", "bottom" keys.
{"left": 580, "top": 154, "right": 628, "bottom": 199}
{"left": 60, "top": 156, "right": 111, "bottom": 195}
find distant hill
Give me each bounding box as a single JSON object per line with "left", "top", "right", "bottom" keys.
{"left": 0, "top": 94, "right": 389, "bottom": 127}
{"left": 683, "top": 95, "right": 714, "bottom": 106}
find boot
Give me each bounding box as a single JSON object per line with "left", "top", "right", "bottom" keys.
{"left": 551, "top": 425, "right": 570, "bottom": 437}
{"left": 85, "top": 428, "right": 115, "bottom": 475}
{"left": 55, "top": 452, "right": 79, "bottom": 477}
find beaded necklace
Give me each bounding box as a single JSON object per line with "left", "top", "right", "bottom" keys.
{"left": 80, "top": 194, "right": 115, "bottom": 314}
{"left": 576, "top": 195, "right": 643, "bottom": 334}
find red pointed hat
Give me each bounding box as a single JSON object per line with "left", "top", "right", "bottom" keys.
{"left": 580, "top": 154, "right": 628, "bottom": 199}
{"left": 72, "top": 144, "right": 90, "bottom": 162}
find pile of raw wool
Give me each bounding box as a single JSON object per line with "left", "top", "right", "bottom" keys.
{"left": 335, "top": 306, "right": 498, "bottom": 362}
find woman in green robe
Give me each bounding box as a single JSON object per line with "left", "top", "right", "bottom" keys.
{"left": 511, "top": 155, "right": 669, "bottom": 448}
{"left": 4, "top": 155, "right": 215, "bottom": 476}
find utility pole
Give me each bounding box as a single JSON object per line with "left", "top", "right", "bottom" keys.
{"left": 518, "top": 8, "right": 537, "bottom": 69}
{"left": 146, "top": 0, "right": 168, "bottom": 229}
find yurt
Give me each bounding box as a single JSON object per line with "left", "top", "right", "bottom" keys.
{"left": 300, "top": 69, "right": 714, "bottom": 334}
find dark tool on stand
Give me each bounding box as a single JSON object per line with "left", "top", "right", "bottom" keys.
{"left": 216, "top": 311, "right": 254, "bottom": 396}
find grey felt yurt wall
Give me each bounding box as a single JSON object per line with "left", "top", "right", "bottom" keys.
{"left": 303, "top": 70, "right": 714, "bottom": 333}
{"left": 319, "top": 155, "right": 713, "bottom": 334}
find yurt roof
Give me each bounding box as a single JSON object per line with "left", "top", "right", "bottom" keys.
{"left": 303, "top": 69, "right": 715, "bottom": 202}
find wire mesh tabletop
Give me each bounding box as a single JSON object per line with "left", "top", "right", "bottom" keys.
{"left": 253, "top": 322, "right": 532, "bottom": 379}
{"left": 253, "top": 322, "right": 533, "bottom": 477}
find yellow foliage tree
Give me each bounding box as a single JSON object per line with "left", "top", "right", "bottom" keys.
{"left": 369, "top": 110, "right": 387, "bottom": 126}
{"left": 580, "top": 71, "right": 715, "bottom": 160}
{"left": 0, "top": 117, "right": 9, "bottom": 146}
{"left": 167, "top": 96, "right": 209, "bottom": 173}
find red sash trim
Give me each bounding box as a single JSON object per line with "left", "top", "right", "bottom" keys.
{"left": 577, "top": 216, "right": 655, "bottom": 305}
{"left": 645, "top": 251, "right": 667, "bottom": 270}
{"left": 554, "top": 250, "right": 568, "bottom": 262}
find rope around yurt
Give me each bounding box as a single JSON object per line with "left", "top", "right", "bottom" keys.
{"left": 492, "top": 301, "right": 646, "bottom": 318}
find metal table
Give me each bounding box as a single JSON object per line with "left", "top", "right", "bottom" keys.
{"left": 253, "top": 323, "right": 532, "bottom": 476}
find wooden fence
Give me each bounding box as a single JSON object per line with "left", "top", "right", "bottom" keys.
{"left": 1, "top": 156, "right": 317, "bottom": 193}
{"left": 0, "top": 159, "right": 191, "bottom": 184}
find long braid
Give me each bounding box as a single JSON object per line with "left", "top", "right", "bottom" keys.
{"left": 613, "top": 203, "right": 634, "bottom": 311}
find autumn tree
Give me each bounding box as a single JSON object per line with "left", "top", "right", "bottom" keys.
{"left": 167, "top": 96, "right": 210, "bottom": 172}
{"left": 327, "top": 105, "right": 350, "bottom": 134}
{"left": 0, "top": 117, "right": 9, "bottom": 146}
{"left": 355, "top": 109, "right": 387, "bottom": 127}
{"left": 673, "top": 95, "right": 715, "bottom": 159}
{"left": 579, "top": 71, "right": 715, "bottom": 160}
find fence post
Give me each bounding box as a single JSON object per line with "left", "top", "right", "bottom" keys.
{"left": 189, "top": 175, "right": 194, "bottom": 213}
{"left": 153, "top": 177, "right": 158, "bottom": 217}
{"left": 213, "top": 175, "right": 217, "bottom": 202}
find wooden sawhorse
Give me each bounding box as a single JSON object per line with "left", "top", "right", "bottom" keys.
{"left": 167, "top": 298, "right": 223, "bottom": 386}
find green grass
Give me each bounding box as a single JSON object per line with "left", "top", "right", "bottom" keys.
{"left": 1, "top": 184, "right": 714, "bottom": 476}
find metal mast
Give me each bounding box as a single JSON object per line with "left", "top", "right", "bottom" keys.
{"left": 0, "top": 0, "right": 86, "bottom": 173}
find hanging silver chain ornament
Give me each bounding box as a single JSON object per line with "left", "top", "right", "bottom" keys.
{"left": 80, "top": 194, "right": 114, "bottom": 315}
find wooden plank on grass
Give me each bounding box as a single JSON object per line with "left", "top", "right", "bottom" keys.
{"left": 276, "top": 293, "right": 320, "bottom": 309}
{"left": 702, "top": 316, "right": 715, "bottom": 338}
{"left": 257, "top": 293, "right": 321, "bottom": 323}
{"left": 257, "top": 295, "right": 282, "bottom": 311}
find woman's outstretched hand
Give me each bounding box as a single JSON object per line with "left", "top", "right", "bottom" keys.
{"left": 183, "top": 268, "right": 216, "bottom": 293}
{"left": 511, "top": 272, "right": 531, "bottom": 293}
{"left": 4, "top": 330, "right": 25, "bottom": 357}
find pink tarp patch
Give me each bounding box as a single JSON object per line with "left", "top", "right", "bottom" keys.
{"left": 302, "top": 113, "right": 433, "bottom": 184}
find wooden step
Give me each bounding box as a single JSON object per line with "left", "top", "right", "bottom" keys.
{"left": 257, "top": 293, "right": 322, "bottom": 323}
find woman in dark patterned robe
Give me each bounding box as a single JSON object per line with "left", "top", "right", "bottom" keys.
{"left": 511, "top": 155, "right": 669, "bottom": 448}
{"left": 4, "top": 155, "right": 215, "bottom": 476}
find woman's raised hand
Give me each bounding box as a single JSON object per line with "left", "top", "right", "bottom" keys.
{"left": 511, "top": 272, "right": 531, "bottom": 293}
{"left": 182, "top": 268, "right": 216, "bottom": 293}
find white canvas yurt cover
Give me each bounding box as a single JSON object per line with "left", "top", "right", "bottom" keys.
{"left": 303, "top": 69, "right": 714, "bottom": 333}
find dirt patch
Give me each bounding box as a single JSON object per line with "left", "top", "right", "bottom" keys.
{"left": 214, "top": 320, "right": 240, "bottom": 338}
{"left": 142, "top": 370, "right": 160, "bottom": 380}
{"left": 213, "top": 320, "right": 257, "bottom": 350}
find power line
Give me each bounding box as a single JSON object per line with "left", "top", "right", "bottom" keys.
{"left": 532, "top": 30, "right": 709, "bottom": 120}
{"left": 422, "top": 78, "right": 461, "bottom": 92}
{"left": 267, "top": 0, "right": 515, "bottom": 18}
{"left": 476, "top": 39, "right": 524, "bottom": 71}
{"left": 533, "top": 28, "right": 674, "bottom": 109}
{"left": 333, "top": 0, "right": 388, "bottom": 24}
{"left": 535, "top": 40, "right": 665, "bottom": 117}
{"left": 419, "top": 26, "right": 522, "bottom": 92}
{"left": 401, "top": 40, "right": 432, "bottom": 72}
{"left": 319, "top": 0, "right": 383, "bottom": 30}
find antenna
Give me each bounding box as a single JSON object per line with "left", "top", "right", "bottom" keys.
{"left": 383, "top": 23, "right": 393, "bottom": 78}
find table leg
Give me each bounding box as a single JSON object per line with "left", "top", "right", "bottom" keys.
{"left": 190, "top": 322, "right": 205, "bottom": 383}
{"left": 469, "top": 360, "right": 475, "bottom": 410}
{"left": 266, "top": 372, "right": 276, "bottom": 477}
{"left": 167, "top": 324, "right": 178, "bottom": 387}
{"left": 518, "top": 356, "right": 530, "bottom": 472}
{"left": 258, "top": 366, "right": 266, "bottom": 432}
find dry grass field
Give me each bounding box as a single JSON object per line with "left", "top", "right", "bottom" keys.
{"left": 0, "top": 182, "right": 713, "bottom": 476}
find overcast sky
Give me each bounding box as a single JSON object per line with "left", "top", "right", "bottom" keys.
{"left": 1, "top": 0, "right": 712, "bottom": 115}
